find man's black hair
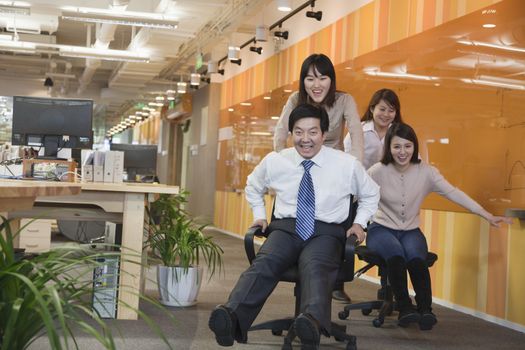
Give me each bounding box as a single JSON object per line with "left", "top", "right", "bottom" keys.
{"left": 288, "top": 103, "right": 329, "bottom": 133}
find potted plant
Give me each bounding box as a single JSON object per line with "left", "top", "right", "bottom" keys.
{"left": 0, "top": 216, "right": 173, "bottom": 350}
{"left": 145, "top": 190, "right": 224, "bottom": 307}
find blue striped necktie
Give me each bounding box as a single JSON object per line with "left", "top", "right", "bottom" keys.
{"left": 296, "top": 160, "right": 315, "bottom": 240}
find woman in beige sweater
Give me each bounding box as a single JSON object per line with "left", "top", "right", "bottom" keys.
{"left": 273, "top": 53, "right": 364, "bottom": 160}
{"left": 367, "top": 123, "right": 512, "bottom": 330}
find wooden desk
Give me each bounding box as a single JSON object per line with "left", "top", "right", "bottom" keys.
{"left": 0, "top": 179, "right": 81, "bottom": 212}
{"left": 9, "top": 181, "right": 179, "bottom": 320}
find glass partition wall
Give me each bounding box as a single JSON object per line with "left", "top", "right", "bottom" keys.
{"left": 216, "top": 0, "right": 525, "bottom": 216}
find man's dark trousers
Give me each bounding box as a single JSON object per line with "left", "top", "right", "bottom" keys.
{"left": 226, "top": 218, "right": 345, "bottom": 340}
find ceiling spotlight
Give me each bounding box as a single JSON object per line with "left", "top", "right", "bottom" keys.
{"left": 277, "top": 0, "right": 292, "bottom": 12}
{"left": 230, "top": 58, "right": 242, "bottom": 66}
{"left": 190, "top": 73, "right": 201, "bottom": 86}
{"left": 217, "top": 69, "right": 225, "bottom": 75}
{"left": 306, "top": 10, "right": 322, "bottom": 21}
{"left": 177, "top": 81, "right": 187, "bottom": 94}
{"left": 44, "top": 77, "right": 54, "bottom": 87}
{"left": 255, "top": 25, "right": 268, "bottom": 42}
{"left": 228, "top": 45, "right": 240, "bottom": 61}
{"left": 207, "top": 60, "right": 218, "bottom": 74}
{"left": 274, "top": 30, "right": 289, "bottom": 40}
{"left": 249, "top": 46, "right": 263, "bottom": 55}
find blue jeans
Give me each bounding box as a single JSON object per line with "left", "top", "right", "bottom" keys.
{"left": 366, "top": 222, "right": 428, "bottom": 262}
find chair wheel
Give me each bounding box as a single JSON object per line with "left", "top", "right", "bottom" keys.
{"left": 372, "top": 318, "right": 383, "bottom": 328}
{"left": 272, "top": 329, "right": 283, "bottom": 336}
{"left": 346, "top": 336, "right": 357, "bottom": 350}
{"left": 361, "top": 308, "right": 372, "bottom": 316}
{"left": 338, "top": 310, "right": 349, "bottom": 320}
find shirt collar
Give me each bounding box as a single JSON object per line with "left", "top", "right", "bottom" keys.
{"left": 292, "top": 146, "right": 326, "bottom": 168}
{"left": 362, "top": 120, "right": 375, "bottom": 132}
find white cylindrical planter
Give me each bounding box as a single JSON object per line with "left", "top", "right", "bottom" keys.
{"left": 157, "top": 265, "right": 203, "bottom": 307}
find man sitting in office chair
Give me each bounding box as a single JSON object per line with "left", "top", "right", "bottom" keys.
{"left": 209, "top": 104, "right": 380, "bottom": 349}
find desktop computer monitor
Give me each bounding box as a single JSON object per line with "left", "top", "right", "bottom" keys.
{"left": 11, "top": 96, "right": 93, "bottom": 158}
{"left": 109, "top": 143, "right": 157, "bottom": 181}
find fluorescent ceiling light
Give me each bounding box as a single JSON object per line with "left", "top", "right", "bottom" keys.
{"left": 461, "top": 78, "right": 525, "bottom": 90}
{"left": 61, "top": 7, "right": 178, "bottom": 29}
{"left": 364, "top": 69, "right": 438, "bottom": 81}
{"left": 0, "top": 39, "right": 152, "bottom": 62}
{"left": 0, "top": 40, "right": 35, "bottom": 50}
{"left": 0, "top": 1, "right": 30, "bottom": 6}
{"left": 457, "top": 40, "right": 525, "bottom": 54}
{"left": 59, "top": 46, "right": 150, "bottom": 62}
{"left": 45, "top": 72, "right": 76, "bottom": 79}
{"left": 0, "top": 1, "right": 30, "bottom": 15}
{"left": 250, "top": 131, "right": 272, "bottom": 136}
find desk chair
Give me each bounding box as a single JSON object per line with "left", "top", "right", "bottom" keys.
{"left": 244, "top": 227, "right": 358, "bottom": 350}
{"left": 337, "top": 246, "right": 437, "bottom": 327}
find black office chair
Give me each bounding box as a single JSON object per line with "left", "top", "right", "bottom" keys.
{"left": 244, "top": 226, "right": 358, "bottom": 350}
{"left": 337, "top": 246, "right": 438, "bottom": 328}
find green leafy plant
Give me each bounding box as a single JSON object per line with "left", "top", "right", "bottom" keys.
{"left": 145, "top": 190, "right": 223, "bottom": 277}
{"left": 0, "top": 216, "right": 173, "bottom": 350}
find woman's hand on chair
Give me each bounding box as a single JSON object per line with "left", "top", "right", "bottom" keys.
{"left": 346, "top": 223, "right": 366, "bottom": 244}
{"left": 251, "top": 219, "right": 268, "bottom": 233}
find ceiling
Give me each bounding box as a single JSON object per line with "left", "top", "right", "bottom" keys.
{"left": 0, "top": 0, "right": 269, "bottom": 133}
{"left": 0, "top": 0, "right": 523, "bottom": 140}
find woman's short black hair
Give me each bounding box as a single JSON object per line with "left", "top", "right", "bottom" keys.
{"left": 381, "top": 123, "right": 421, "bottom": 165}
{"left": 288, "top": 103, "right": 329, "bottom": 133}
{"left": 298, "top": 53, "right": 336, "bottom": 107}
{"left": 361, "top": 88, "right": 403, "bottom": 123}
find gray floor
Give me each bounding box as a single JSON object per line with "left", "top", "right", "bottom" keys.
{"left": 29, "top": 230, "right": 525, "bottom": 349}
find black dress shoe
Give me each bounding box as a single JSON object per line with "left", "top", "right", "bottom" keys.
{"left": 419, "top": 310, "right": 437, "bottom": 330}
{"left": 294, "top": 313, "right": 320, "bottom": 350}
{"left": 332, "top": 289, "right": 352, "bottom": 303}
{"left": 209, "top": 305, "right": 236, "bottom": 347}
{"left": 397, "top": 305, "right": 420, "bottom": 328}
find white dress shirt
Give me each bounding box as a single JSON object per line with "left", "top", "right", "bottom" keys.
{"left": 344, "top": 120, "right": 385, "bottom": 170}
{"left": 245, "top": 146, "right": 380, "bottom": 229}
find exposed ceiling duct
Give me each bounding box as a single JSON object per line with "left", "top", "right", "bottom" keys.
{"left": 77, "top": 0, "right": 130, "bottom": 94}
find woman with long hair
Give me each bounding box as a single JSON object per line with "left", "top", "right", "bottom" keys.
{"left": 366, "top": 123, "right": 512, "bottom": 330}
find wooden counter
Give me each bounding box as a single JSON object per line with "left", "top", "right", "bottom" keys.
{"left": 0, "top": 179, "right": 81, "bottom": 212}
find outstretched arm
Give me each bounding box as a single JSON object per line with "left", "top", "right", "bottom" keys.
{"left": 431, "top": 166, "right": 513, "bottom": 228}
{"left": 478, "top": 210, "right": 513, "bottom": 228}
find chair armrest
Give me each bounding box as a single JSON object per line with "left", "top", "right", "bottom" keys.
{"left": 244, "top": 225, "right": 267, "bottom": 265}
{"left": 341, "top": 235, "right": 357, "bottom": 280}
